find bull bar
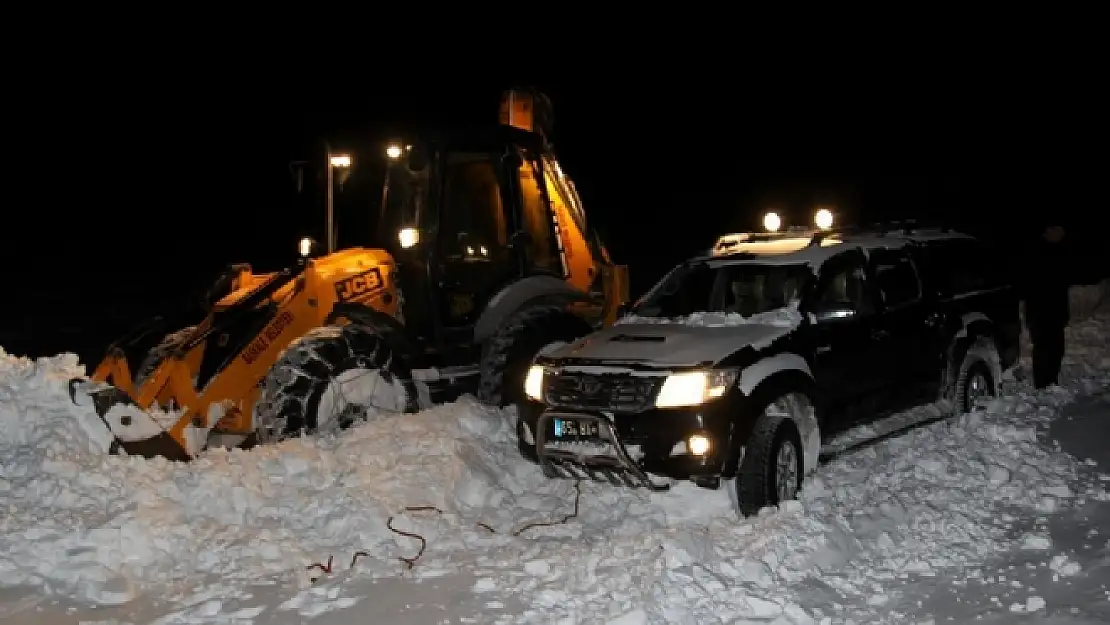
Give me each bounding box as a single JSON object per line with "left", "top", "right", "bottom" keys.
{"left": 534, "top": 412, "right": 672, "bottom": 491}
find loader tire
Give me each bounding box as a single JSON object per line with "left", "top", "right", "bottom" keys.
{"left": 253, "top": 324, "right": 419, "bottom": 443}
{"left": 134, "top": 326, "right": 197, "bottom": 387}
{"left": 477, "top": 304, "right": 593, "bottom": 407}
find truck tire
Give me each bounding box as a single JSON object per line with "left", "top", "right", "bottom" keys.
{"left": 732, "top": 394, "right": 806, "bottom": 517}
{"left": 134, "top": 326, "right": 197, "bottom": 387}
{"left": 252, "top": 324, "right": 419, "bottom": 443}
{"left": 949, "top": 336, "right": 1000, "bottom": 415}
{"left": 477, "top": 304, "right": 594, "bottom": 407}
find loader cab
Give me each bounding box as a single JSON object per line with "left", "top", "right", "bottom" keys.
{"left": 376, "top": 125, "right": 589, "bottom": 366}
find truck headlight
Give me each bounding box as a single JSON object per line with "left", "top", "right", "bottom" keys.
{"left": 524, "top": 365, "right": 546, "bottom": 401}
{"left": 655, "top": 369, "right": 738, "bottom": 408}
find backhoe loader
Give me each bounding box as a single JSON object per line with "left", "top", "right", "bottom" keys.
{"left": 68, "top": 88, "right": 630, "bottom": 461}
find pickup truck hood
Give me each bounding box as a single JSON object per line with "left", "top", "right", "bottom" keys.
{"left": 546, "top": 321, "right": 796, "bottom": 368}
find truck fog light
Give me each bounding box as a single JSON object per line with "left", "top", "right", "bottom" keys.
{"left": 688, "top": 434, "right": 711, "bottom": 456}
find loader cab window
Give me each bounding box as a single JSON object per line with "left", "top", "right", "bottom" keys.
{"left": 378, "top": 160, "right": 429, "bottom": 253}
{"left": 437, "top": 153, "right": 509, "bottom": 262}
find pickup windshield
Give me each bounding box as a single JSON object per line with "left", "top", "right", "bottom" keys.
{"left": 632, "top": 261, "right": 811, "bottom": 319}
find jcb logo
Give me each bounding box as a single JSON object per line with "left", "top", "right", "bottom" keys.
{"left": 336, "top": 268, "right": 384, "bottom": 302}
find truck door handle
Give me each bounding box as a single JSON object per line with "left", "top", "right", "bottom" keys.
{"left": 871, "top": 329, "right": 890, "bottom": 340}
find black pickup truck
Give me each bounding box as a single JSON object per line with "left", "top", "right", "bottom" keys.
{"left": 516, "top": 226, "right": 1021, "bottom": 516}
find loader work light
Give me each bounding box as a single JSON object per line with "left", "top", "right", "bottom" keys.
{"left": 398, "top": 227, "right": 419, "bottom": 248}
{"left": 298, "top": 236, "right": 317, "bottom": 257}
{"left": 763, "top": 211, "right": 782, "bottom": 232}
{"left": 687, "top": 434, "right": 711, "bottom": 456}
{"left": 329, "top": 154, "right": 352, "bottom": 168}
{"left": 814, "top": 208, "right": 834, "bottom": 230}
{"left": 386, "top": 144, "right": 403, "bottom": 159}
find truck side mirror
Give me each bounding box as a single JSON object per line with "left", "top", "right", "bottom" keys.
{"left": 812, "top": 301, "right": 857, "bottom": 323}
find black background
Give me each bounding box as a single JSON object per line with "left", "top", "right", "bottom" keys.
{"left": 5, "top": 62, "right": 1107, "bottom": 366}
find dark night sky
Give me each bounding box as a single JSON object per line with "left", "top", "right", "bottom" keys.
{"left": 5, "top": 72, "right": 1108, "bottom": 362}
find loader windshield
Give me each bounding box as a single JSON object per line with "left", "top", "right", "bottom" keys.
{"left": 632, "top": 261, "right": 810, "bottom": 319}
{"left": 378, "top": 161, "right": 427, "bottom": 249}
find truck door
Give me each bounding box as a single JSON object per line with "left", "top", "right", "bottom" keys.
{"left": 866, "top": 246, "right": 933, "bottom": 403}
{"left": 805, "top": 249, "right": 889, "bottom": 429}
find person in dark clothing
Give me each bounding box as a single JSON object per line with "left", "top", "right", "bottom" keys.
{"left": 1022, "top": 225, "right": 1071, "bottom": 389}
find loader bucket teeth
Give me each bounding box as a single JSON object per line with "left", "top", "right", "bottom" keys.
{"left": 109, "top": 434, "right": 194, "bottom": 462}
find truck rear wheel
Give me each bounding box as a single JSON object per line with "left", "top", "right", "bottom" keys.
{"left": 252, "top": 324, "right": 419, "bottom": 443}
{"left": 949, "top": 336, "right": 1000, "bottom": 415}
{"left": 477, "top": 304, "right": 594, "bottom": 407}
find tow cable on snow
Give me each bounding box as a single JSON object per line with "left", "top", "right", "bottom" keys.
{"left": 509, "top": 479, "right": 581, "bottom": 536}
{"left": 387, "top": 505, "right": 442, "bottom": 569}
{"left": 305, "top": 480, "right": 583, "bottom": 582}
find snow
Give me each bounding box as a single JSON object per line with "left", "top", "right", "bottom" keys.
{"left": 617, "top": 302, "right": 804, "bottom": 330}
{"left": 549, "top": 309, "right": 803, "bottom": 367}
{"left": 1, "top": 291, "right": 1108, "bottom": 624}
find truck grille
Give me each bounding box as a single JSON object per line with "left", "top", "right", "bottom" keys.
{"left": 544, "top": 371, "right": 662, "bottom": 412}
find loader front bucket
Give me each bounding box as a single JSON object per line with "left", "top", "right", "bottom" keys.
{"left": 67, "top": 378, "right": 194, "bottom": 461}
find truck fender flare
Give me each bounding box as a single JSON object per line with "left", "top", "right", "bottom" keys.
{"left": 738, "top": 352, "right": 812, "bottom": 396}
{"left": 942, "top": 312, "right": 997, "bottom": 389}
{"left": 474, "top": 275, "right": 592, "bottom": 344}
{"left": 954, "top": 312, "right": 992, "bottom": 341}
{"left": 723, "top": 354, "right": 820, "bottom": 477}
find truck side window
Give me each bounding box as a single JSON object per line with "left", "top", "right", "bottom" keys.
{"left": 816, "top": 253, "right": 876, "bottom": 315}
{"left": 870, "top": 248, "right": 921, "bottom": 308}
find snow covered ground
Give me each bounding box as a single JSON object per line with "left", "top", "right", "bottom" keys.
{"left": 1, "top": 302, "right": 1108, "bottom": 624}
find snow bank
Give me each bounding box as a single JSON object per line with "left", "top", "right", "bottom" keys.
{"left": 1, "top": 304, "right": 1108, "bottom": 624}
{"left": 1069, "top": 279, "right": 1109, "bottom": 321}
{"left": 617, "top": 303, "right": 804, "bottom": 328}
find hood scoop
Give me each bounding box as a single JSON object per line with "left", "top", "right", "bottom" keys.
{"left": 608, "top": 333, "right": 666, "bottom": 343}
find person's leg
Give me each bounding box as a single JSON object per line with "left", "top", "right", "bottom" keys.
{"left": 1031, "top": 322, "right": 1065, "bottom": 389}
{"left": 1043, "top": 324, "right": 1066, "bottom": 387}
{"left": 1030, "top": 323, "right": 1051, "bottom": 389}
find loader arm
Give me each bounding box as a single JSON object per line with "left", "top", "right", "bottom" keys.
{"left": 538, "top": 155, "right": 629, "bottom": 325}
{"left": 73, "top": 263, "right": 321, "bottom": 458}
{"left": 70, "top": 249, "right": 403, "bottom": 460}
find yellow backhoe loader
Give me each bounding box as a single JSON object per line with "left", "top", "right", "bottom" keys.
{"left": 68, "top": 88, "right": 629, "bottom": 460}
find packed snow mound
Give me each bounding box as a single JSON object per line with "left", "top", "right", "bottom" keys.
{"left": 1069, "top": 278, "right": 1108, "bottom": 320}
{"left": 617, "top": 303, "right": 803, "bottom": 328}
{"left": 1, "top": 304, "right": 1108, "bottom": 624}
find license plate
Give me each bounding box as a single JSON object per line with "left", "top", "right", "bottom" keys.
{"left": 553, "top": 417, "right": 600, "bottom": 439}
